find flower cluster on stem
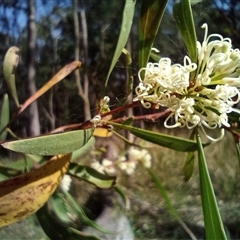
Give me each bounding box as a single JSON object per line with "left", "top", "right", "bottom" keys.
{"left": 134, "top": 24, "right": 240, "bottom": 141}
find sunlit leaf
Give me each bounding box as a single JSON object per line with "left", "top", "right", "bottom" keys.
{"left": 68, "top": 163, "right": 116, "bottom": 188}
{"left": 183, "top": 152, "right": 195, "bottom": 182}
{"left": 196, "top": 132, "right": 227, "bottom": 239}
{"left": 18, "top": 61, "right": 82, "bottom": 115}
{"left": 0, "top": 94, "right": 10, "bottom": 140}
{"left": 110, "top": 122, "right": 207, "bottom": 152}
{"left": 173, "top": 0, "right": 197, "bottom": 63}
{"left": 2, "top": 128, "right": 94, "bottom": 156}
{"left": 3, "top": 46, "right": 20, "bottom": 106}
{"left": 103, "top": 0, "right": 136, "bottom": 96}
{"left": 139, "top": 0, "right": 168, "bottom": 69}
{"left": 0, "top": 153, "right": 71, "bottom": 227}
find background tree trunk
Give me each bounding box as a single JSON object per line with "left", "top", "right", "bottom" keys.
{"left": 27, "top": 0, "right": 40, "bottom": 136}
{"left": 73, "top": 0, "right": 91, "bottom": 121}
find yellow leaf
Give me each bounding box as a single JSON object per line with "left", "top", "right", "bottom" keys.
{"left": 0, "top": 153, "right": 71, "bottom": 227}
{"left": 93, "top": 127, "right": 112, "bottom": 138}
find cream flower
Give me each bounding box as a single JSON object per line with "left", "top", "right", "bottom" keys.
{"left": 117, "top": 155, "right": 136, "bottom": 175}
{"left": 134, "top": 24, "right": 240, "bottom": 141}
{"left": 128, "top": 147, "right": 152, "bottom": 168}
{"left": 91, "top": 159, "right": 116, "bottom": 175}
{"left": 60, "top": 174, "right": 72, "bottom": 192}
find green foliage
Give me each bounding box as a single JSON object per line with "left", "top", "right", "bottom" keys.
{"left": 183, "top": 151, "right": 195, "bottom": 182}
{"left": 197, "top": 132, "right": 227, "bottom": 239}
{"left": 173, "top": 0, "right": 197, "bottom": 63}
{"left": 2, "top": 128, "right": 94, "bottom": 155}
{"left": 3, "top": 47, "right": 19, "bottom": 107}
{"left": 139, "top": 0, "right": 168, "bottom": 69}
{"left": 0, "top": 94, "right": 9, "bottom": 140}
{"left": 103, "top": 0, "right": 136, "bottom": 96}
{"left": 0, "top": 0, "right": 239, "bottom": 239}
{"left": 110, "top": 121, "right": 207, "bottom": 152}
{"left": 68, "top": 163, "right": 116, "bottom": 188}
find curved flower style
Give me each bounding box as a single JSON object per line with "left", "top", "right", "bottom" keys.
{"left": 134, "top": 24, "right": 240, "bottom": 141}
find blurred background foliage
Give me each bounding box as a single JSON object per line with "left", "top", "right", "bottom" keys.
{"left": 0, "top": 0, "right": 240, "bottom": 239}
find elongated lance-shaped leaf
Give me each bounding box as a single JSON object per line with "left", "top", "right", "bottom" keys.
{"left": 139, "top": 0, "right": 168, "bottom": 69}
{"left": 68, "top": 163, "right": 116, "bottom": 188}
{"left": 0, "top": 94, "right": 10, "bottom": 140}
{"left": 183, "top": 151, "right": 195, "bottom": 182}
{"left": 37, "top": 198, "right": 101, "bottom": 240}
{"left": 3, "top": 47, "right": 20, "bottom": 106}
{"left": 102, "top": 0, "right": 136, "bottom": 97}
{"left": 0, "top": 153, "right": 71, "bottom": 227}
{"left": 18, "top": 61, "right": 81, "bottom": 115}
{"left": 183, "top": 129, "right": 196, "bottom": 181}
{"left": 109, "top": 121, "right": 208, "bottom": 152}
{"left": 2, "top": 128, "right": 94, "bottom": 156}
{"left": 173, "top": 0, "right": 197, "bottom": 63}
{"left": 196, "top": 132, "right": 227, "bottom": 239}
{"left": 62, "top": 190, "right": 114, "bottom": 234}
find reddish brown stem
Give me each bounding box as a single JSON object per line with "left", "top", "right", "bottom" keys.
{"left": 111, "top": 108, "right": 171, "bottom": 123}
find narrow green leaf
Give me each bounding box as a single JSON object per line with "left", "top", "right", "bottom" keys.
{"left": 37, "top": 203, "right": 76, "bottom": 240}
{"left": 2, "top": 128, "right": 94, "bottom": 156}
{"left": 139, "top": 0, "right": 168, "bottom": 69}
{"left": 37, "top": 194, "right": 102, "bottom": 240}
{"left": 62, "top": 190, "right": 114, "bottom": 235}
{"left": 0, "top": 94, "right": 10, "bottom": 140}
{"left": 114, "top": 185, "right": 130, "bottom": 210}
{"left": 3, "top": 46, "right": 20, "bottom": 106}
{"left": 196, "top": 132, "right": 227, "bottom": 239}
{"left": 68, "top": 228, "right": 101, "bottom": 240}
{"left": 50, "top": 192, "right": 76, "bottom": 225}
{"left": 103, "top": 0, "right": 136, "bottom": 96}
{"left": 183, "top": 152, "right": 195, "bottom": 181}
{"left": 68, "top": 163, "right": 116, "bottom": 188}
{"left": 173, "top": 0, "right": 197, "bottom": 63}
{"left": 110, "top": 122, "right": 207, "bottom": 152}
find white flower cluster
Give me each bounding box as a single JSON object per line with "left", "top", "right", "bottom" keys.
{"left": 91, "top": 147, "right": 152, "bottom": 175}
{"left": 134, "top": 24, "right": 240, "bottom": 141}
